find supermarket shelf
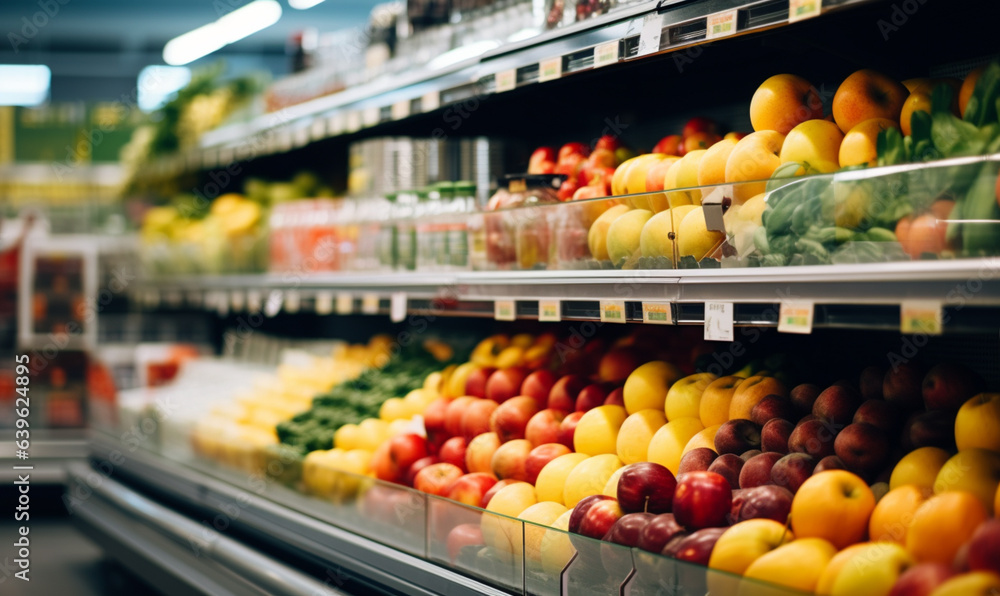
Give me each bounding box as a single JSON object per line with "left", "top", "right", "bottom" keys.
{"left": 84, "top": 436, "right": 513, "bottom": 596}
{"left": 134, "top": 259, "right": 1000, "bottom": 332}
{"left": 137, "top": 0, "right": 879, "bottom": 178}
{"left": 0, "top": 432, "right": 88, "bottom": 485}
{"left": 65, "top": 462, "right": 347, "bottom": 596}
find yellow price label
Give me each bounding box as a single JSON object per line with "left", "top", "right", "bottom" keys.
{"left": 642, "top": 302, "right": 674, "bottom": 325}
{"left": 900, "top": 300, "right": 942, "bottom": 335}
{"left": 538, "top": 300, "right": 561, "bottom": 322}
{"left": 539, "top": 57, "right": 563, "bottom": 82}
{"left": 600, "top": 300, "right": 627, "bottom": 324}
{"left": 778, "top": 301, "right": 814, "bottom": 334}
{"left": 788, "top": 0, "right": 821, "bottom": 22}
{"left": 495, "top": 300, "right": 516, "bottom": 321}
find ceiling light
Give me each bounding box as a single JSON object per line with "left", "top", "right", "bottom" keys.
{"left": 138, "top": 66, "right": 192, "bottom": 111}
{"left": 289, "top": 0, "right": 326, "bottom": 9}
{"left": 0, "top": 65, "right": 51, "bottom": 106}
{"left": 163, "top": 0, "right": 283, "bottom": 66}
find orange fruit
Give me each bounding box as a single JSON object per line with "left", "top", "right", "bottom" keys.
{"left": 906, "top": 491, "right": 989, "bottom": 564}
{"left": 869, "top": 485, "right": 932, "bottom": 544}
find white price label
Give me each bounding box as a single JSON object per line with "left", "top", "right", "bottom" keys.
{"left": 593, "top": 41, "right": 619, "bottom": 69}
{"left": 642, "top": 302, "right": 674, "bottom": 325}
{"left": 788, "top": 0, "right": 821, "bottom": 22}
{"left": 495, "top": 69, "right": 517, "bottom": 93}
{"left": 900, "top": 300, "right": 943, "bottom": 335}
{"left": 777, "top": 301, "right": 814, "bottom": 334}
{"left": 362, "top": 106, "right": 380, "bottom": 127}
{"left": 390, "top": 293, "right": 407, "bottom": 322}
{"left": 315, "top": 291, "right": 334, "bottom": 315}
{"left": 345, "top": 110, "right": 361, "bottom": 132}
{"left": 329, "top": 113, "right": 345, "bottom": 135}
{"left": 230, "top": 291, "right": 245, "bottom": 312}
{"left": 495, "top": 300, "right": 516, "bottom": 321}
{"left": 422, "top": 91, "right": 440, "bottom": 112}
{"left": 538, "top": 57, "right": 563, "bottom": 82}
{"left": 600, "top": 300, "right": 627, "bottom": 324}
{"left": 215, "top": 292, "right": 230, "bottom": 317}
{"left": 310, "top": 118, "right": 327, "bottom": 140}
{"left": 284, "top": 290, "right": 301, "bottom": 313}
{"left": 362, "top": 293, "right": 380, "bottom": 315}
{"left": 705, "top": 9, "right": 738, "bottom": 40}
{"left": 704, "top": 302, "right": 734, "bottom": 341}
{"left": 264, "top": 290, "right": 283, "bottom": 317}
{"left": 293, "top": 127, "right": 310, "bottom": 148}
{"left": 637, "top": 13, "right": 663, "bottom": 57}
{"left": 246, "top": 290, "right": 263, "bottom": 313}
{"left": 336, "top": 293, "right": 354, "bottom": 315}
{"left": 538, "top": 300, "right": 561, "bottom": 322}
{"left": 391, "top": 99, "right": 410, "bottom": 120}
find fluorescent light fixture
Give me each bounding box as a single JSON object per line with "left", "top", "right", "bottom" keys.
{"left": 0, "top": 65, "right": 51, "bottom": 106}
{"left": 138, "top": 66, "right": 192, "bottom": 111}
{"left": 289, "top": 0, "right": 326, "bottom": 9}
{"left": 163, "top": 0, "right": 283, "bottom": 66}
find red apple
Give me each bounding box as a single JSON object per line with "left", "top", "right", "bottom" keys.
{"left": 834, "top": 422, "right": 889, "bottom": 475}
{"left": 723, "top": 131, "right": 748, "bottom": 142}
{"left": 652, "top": 134, "right": 683, "bottom": 156}
{"left": 813, "top": 455, "right": 846, "bottom": 474}
{"left": 461, "top": 399, "right": 498, "bottom": 441}
{"left": 489, "top": 396, "right": 541, "bottom": 442}
{"left": 603, "top": 387, "right": 625, "bottom": 408}
{"left": 525, "top": 408, "right": 567, "bottom": 446}
{"left": 557, "top": 411, "right": 584, "bottom": 449}
{"left": 391, "top": 434, "right": 431, "bottom": 484}
{"left": 853, "top": 399, "right": 902, "bottom": 434}
{"left": 586, "top": 147, "right": 618, "bottom": 169}
{"left": 770, "top": 452, "right": 815, "bottom": 493}
{"left": 371, "top": 442, "right": 396, "bottom": 483}
{"left": 549, "top": 375, "right": 588, "bottom": 411}
{"left": 682, "top": 116, "right": 719, "bottom": 139}
{"left": 967, "top": 519, "right": 1000, "bottom": 574}
{"left": 637, "top": 513, "right": 684, "bottom": 553}
{"left": 664, "top": 527, "right": 726, "bottom": 565}
{"left": 424, "top": 398, "right": 451, "bottom": 445}
{"left": 528, "top": 147, "right": 556, "bottom": 174}
{"left": 445, "top": 472, "right": 498, "bottom": 507}
{"left": 556, "top": 178, "right": 579, "bottom": 201}
{"left": 575, "top": 383, "right": 610, "bottom": 412}
{"left": 813, "top": 385, "right": 863, "bottom": 425}
{"left": 616, "top": 462, "right": 677, "bottom": 514}
{"left": 708, "top": 453, "right": 745, "bottom": 491}
{"left": 715, "top": 419, "right": 762, "bottom": 455}
{"left": 490, "top": 438, "right": 532, "bottom": 482}
{"left": 761, "top": 418, "right": 793, "bottom": 454}
{"left": 922, "top": 362, "right": 986, "bottom": 411}
{"left": 403, "top": 455, "right": 440, "bottom": 486}
{"left": 903, "top": 409, "right": 956, "bottom": 451}
{"left": 790, "top": 383, "right": 821, "bottom": 417}
{"left": 525, "top": 443, "right": 572, "bottom": 485}
{"left": 465, "top": 367, "right": 495, "bottom": 399}
{"left": 859, "top": 365, "right": 885, "bottom": 400}
{"left": 578, "top": 499, "right": 625, "bottom": 541}
{"left": 445, "top": 396, "right": 476, "bottom": 438}
{"left": 750, "top": 394, "right": 797, "bottom": 426}
{"left": 603, "top": 512, "right": 654, "bottom": 547}
{"left": 729, "top": 484, "right": 793, "bottom": 524}
{"left": 679, "top": 447, "right": 719, "bottom": 475}
{"left": 673, "top": 471, "right": 732, "bottom": 529}
{"left": 788, "top": 418, "right": 838, "bottom": 459}
{"left": 446, "top": 523, "right": 484, "bottom": 563}
{"left": 739, "top": 452, "right": 783, "bottom": 489}
{"left": 414, "top": 462, "right": 464, "bottom": 496}
{"left": 594, "top": 135, "right": 622, "bottom": 152}
{"left": 521, "top": 369, "right": 558, "bottom": 402}
{"left": 569, "top": 494, "right": 615, "bottom": 534}
{"left": 558, "top": 142, "right": 589, "bottom": 161}
{"left": 479, "top": 478, "right": 523, "bottom": 509}
{"left": 439, "top": 436, "right": 468, "bottom": 471}
{"left": 486, "top": 367, "right": 529, "bottom": 404}
{"left": 884, "top": 362, "right": 923, "bottom": 411}
{"left": 741, "top": 449, "right": 763, "bottom": 462}
{"left": 888, "top": 563, "right": 955, "bottom": 596}
{"left": 598, "top": 348, "right": 644, "bottom": 384}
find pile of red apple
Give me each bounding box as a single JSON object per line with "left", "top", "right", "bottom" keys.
{"left": 526, "top": 135, "right": 633, "bottom": 201}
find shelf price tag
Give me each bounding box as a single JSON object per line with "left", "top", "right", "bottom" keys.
{"left": 778, "top": 301, "right": 814, "bottom": 334}
{"left": 637, "top": 13, "right": 664, "bottom": 57}
{"left": 230, "top": 290, "right": 245, "bottom": 312}
{"left": 538, "top": 57, "right": 563, "bottom": 82}
{"left": 593, "top": 41, "right": 619, "bottom": 69}
{"left": 362, "top": 293, "right": 380, "bottom": 315}
{"left": 900, "top": 300, "right": 943, "bottom": 335}
{"left": 538, "top": 299, "right": 561, "bottom": 322}
{"left": 495, "top": 300, "right": 516, "bottom": 321}
{"left": 246, "top": 290, "right": 263, "bottom": 313}
{"left": 600, "top": 300, "right": 627, "bottom": 324}
{"left": 391, "top": 99, "right": 410, "bottom": 120}
{"left": 704, "top": 302, "right": 734, "bottom": 341}
{"left": 284, "top": 290, "right": 301, "bottom": 313}
{"left": 390, "top": 293, "right": 407, "bottom": 322}
{"left": 310, "top": 117, "right": 327, "bottom": 140}
{"left": 336, "top": 293, "right": 354, "bottom": 315}
{"left": 264, "top": 290, "right": 283, "bottom": 317}
{"left": 293, "top": 126, "right": 310, "bottom": 148}
{"left": 214, "top": 292, "right": 229, "bottom": 317}
{"left": 345, "top": 110, "right": 361, "bottom": 133}
{"left": 706, "top": 9, "right": 738, "bottom": 40}
{"left": 362, "top": 106, "right": 380, "bottom": 127}
{"left": 495, "top": 69, "right": 517, "bottom": 93}
{"left": 329, "top": 113, "right": 345, "bottom": 135}
{"left": 788, "top": 0, "right": 822, "bottom": 22}
{"left": 315, "top": 291, "right": 334, "bottom": 315}
{"left": 642, "top": 302, "right": 674, "bottom": 325}
{"left": 422, "top": 91, "right": 440, "bottom": 112}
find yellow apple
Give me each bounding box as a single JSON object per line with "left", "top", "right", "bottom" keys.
{"left": 779, "top": 119, "right": 844, "bottom": 175}
{"left": 698, "top": 138, "right": 739, "bottom": 196}
{"left": 623, "top": 154, "right": 668, "bottom": 197}
{"left": 646, "top": 417, "right": 705, "bottom": 474}
{"left": 671, "top": 149, "right": 708, "bottom": 205}
{"left": 638, "top": 204, "right": 698, "bottom": 260}
{"left": 540, "top": 510, "right": 575, "bottom": 575}
{"left": 660, "top": 158, "right": 696, "bottom": 209}
{"left": 535, "top": 452, "right": 590, "bottom": 505}
{"left": 587, "top": 204, "right": 631, "bottom": 261}
{"left": 602, "top": 466, "right": 627, "bottom": 497}
{"left": 868, "top": 484, "right": 932, "bottom": 544}
{"left": 682, "top": 424, "right": 722, "bottom": 456}
{"left": 959, "top": 66, "right": 986, "bottom": 118}
{"left": 643, "top": 155, "right": 683, "bottom": 211}
{"left": 955, "top": 393, "right": 1000, "bottom": 452}
{"left": 725, "top": 131, "right": 786, "bottom": 203}
{"left": 700, "top": 375, "right": 744, "bottom": 427}
{"left": 791, "top": 470, "right": 875, "bottom": 549}
{"left": 900, "top": 91, "right": 932, "bottom": 137}
{"left": 749, "top": 74, "right": 824, "bottom": 134}
{"left": 676, "top": 207, "right": 724, "bottom": 260}
{"left": 832, "top": 69, "right": 909, "bottom": 134}
{"left": 708, "top": 519, "right": 793, "bottom": 595}
{"left": 930, "top": 572, "right": 1000, "bottom": 596}
{"left": 623, "top": 361, "right": 683, "bottom": 414}
{"left": 815, "top": 542, "right": 874, "bottom": 595}
{"left": 933, "top": 449, "right": 1000, "bottom": 515}
{"left": 518, "top": 501, "right": 568, "bottom": 563}
{"left": 482, "top": 482, "right": 537, "bottom": 556}
{"left": 830, "top": 542, "right": 914, "bottom": 596}
{"left": 665, "top": 372, "right": 718, "bottom": 421}
{"left": 729, "top": 375, "right": 787, "bottom": 421}
{"left": 839, "top": 118, "right": 900, "bottom": 168}
{"left": 562, "top": 454, "right": 623, "bottom": 508}
{"left": 740, "top": 537, "right": 837, "bottom": 596}
{"left": 606, "top": 208, "right": 653, "bottom": 266}
{"left": 574, "top": 405, "right": 628, "bottom": 456}
{"left": 890, "top": 446, "right": 950, "bottom": 491}
{"left": 617, "top": 409, "right": 668, "bottom": 465}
